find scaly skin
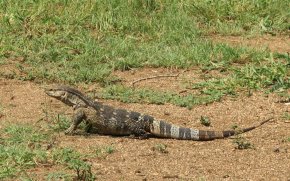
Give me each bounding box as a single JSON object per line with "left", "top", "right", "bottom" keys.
{"left": 45, "top": 85, "right": 272, "bottom": 141}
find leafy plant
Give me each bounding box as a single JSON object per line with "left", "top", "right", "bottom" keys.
{"left": 282, "top": 112, "right": 290, "bottom": 120}
{"left": 48, "top": 114, "right": 71, "bottom": 132}
{"left": 0, "top": 124, "right": 50, "bottom": 179}
{"left": 231, "top": 125, "right": 254, "bottom": 150}
{"left": 153, "top": 143, "right": 168, "bottom": 153}
{"left": 200, "top": 116, "right": 211, "bottom": 127}
{"left": 46, "top": 172, "right": 71, "bottom": 181}
{"left": 52, "top": 148, "right": 95, "bottom": 181}
{"left": 95, "top": 145, "right": 115, "bottom": 157}
{"left": 49, "top": 114, "right": 86, "bottom": 133}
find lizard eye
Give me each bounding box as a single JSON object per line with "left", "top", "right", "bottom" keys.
{"left": 62, "top": 92, "right": 67, "bottom": 97}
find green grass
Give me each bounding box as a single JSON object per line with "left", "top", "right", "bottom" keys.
{"left": 0, "top": 124, "right": 49, "bottom": 179}
{"left": 101, "top": 84, "right": 228, "bottom": 109}
{"left": 0, "top": 0, "right": 289, "bottom": 106}
{"left": 52, "top": 147, "right": 95, "bottom": 180}
{"left": 283, "top": 112, "right": 290, "bottom": 120}
{"left": 153, "top": 143, "right": 168, "bottom": 153}
{"left": 94, "top": 145, "right": 115, "bottom": 157}
{"left": 1, "top": 2, "right": 288, "bottom": 178}
{"left": 100, "top": 55, "right": 289, "bottom": 108}
{"left": 190, "top": 0, "right": 290, "bottom": 35}
{"left": 200, "top": 116, "right": 211, "bottom": 127}
{"left": 0, "top": 123, "right": 97, "bottom": 180}
{"left": 231, "top": 125, "right": 254, "bottom": 150}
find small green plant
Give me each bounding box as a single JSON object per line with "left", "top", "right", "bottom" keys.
{"left": 49, "top": 114, "right": 88, "bottom": 133}
{"left": 0, "top": 124, "right": 50, "bottom": 179}
{"left": 46, "top": 172, "right": 71, "bottom": 181}
{"left": 276, "top": 92, "right": 290, "bottom": 103}
{"left": 0, "top": 103, "right": 3, "bottom": 114}
{"left": 49, "top": 114, "right": 71, "bottom": 132}
{"left": 68, "top": 159, "right": 94, "bottom": 181}
{"left": 95, "top": 145, "right": 115, "bottom": 157}
{"left": 200, "top": 116, "right": 211, "bottom": 127}
{"left": 52, "top": 148, "right": 95, "bottom": 181}
{"left": 104, "top": 146, "right": 115, "bottom": 154}
{"left": 153, "top": 143, "right": 168, "bottom": 153}
{"left": 282, "top": 112, "right": 290, "bottom": 120}
{"left": 232, "top": 125, "right": 254, "bottom": 150}
{"left": 0, "top": 106, "right": 4, "bottom": 121}
{"left": 0, "top": 124, "right": 96, "bottom": 180}
{"left": 282, "top": 137, "right": 290, "bottom": 143}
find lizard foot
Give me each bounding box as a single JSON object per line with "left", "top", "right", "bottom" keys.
{"left": 64, "top": 125, "right": 76, "bottom": 135}
{"left": 128, "top": 133, "right": 150, "bottom": 140}
{"left": 138, "top": 133, "right": 150, "bottom": 140}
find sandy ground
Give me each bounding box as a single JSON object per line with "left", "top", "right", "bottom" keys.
{"left": 0, "top": 78, "right": 289, "bottom": 180}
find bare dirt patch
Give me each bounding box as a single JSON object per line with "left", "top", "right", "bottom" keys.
{"left": 0, "top": 78, "right": 289, "bottom": 180}
{"left": 211, "top": 34, "right": 290, "bottom": 53}
{"left": 113, "top": 67, "right": 229, "bottom": 96}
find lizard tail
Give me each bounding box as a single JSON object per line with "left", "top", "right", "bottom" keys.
{"left": 150, "top": 117, "right": 272, "bottom": 141}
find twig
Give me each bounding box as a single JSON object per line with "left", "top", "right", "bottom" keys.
{"left": 131, "top": 74, "right": 179, "bottom": 86}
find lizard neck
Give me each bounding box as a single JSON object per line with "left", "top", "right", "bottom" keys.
{"left": 57, "top": 85, "right": 99, "bottom": 108}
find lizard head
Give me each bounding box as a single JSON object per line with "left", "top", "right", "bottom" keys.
{"left": 45, "top": 85, "right": 87, "bottom": 108}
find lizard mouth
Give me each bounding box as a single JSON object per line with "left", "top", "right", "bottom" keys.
{"left": 44, "top": 89, "right": 56, "bottom": 97}
{"left": 44, "top": 88, "right": 65, "bottom": 98}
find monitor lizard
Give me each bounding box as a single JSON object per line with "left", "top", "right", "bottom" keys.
{"left": 45, "top": 85, "right": 272, "bottom": 141}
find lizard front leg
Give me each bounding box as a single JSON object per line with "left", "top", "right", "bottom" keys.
{"left": 65, "top": 108, "right": 86, "bottom": 135}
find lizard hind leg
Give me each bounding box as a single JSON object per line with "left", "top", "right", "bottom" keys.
{"left": 84, "top": 122, "right": 93, "bottom": 133}
{"left": 64, "top": 109, "right": 86, "bottom": 135}
{"left": 128, "top": 132, "right": 150, "bottom": 140}
{"left": 133, "top": 128, "right": 150, "bottom": 139}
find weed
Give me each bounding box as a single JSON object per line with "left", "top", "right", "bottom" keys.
{"left": 282, "top": 112, "right": 290, "bottom": 120}
{"left": 276, "top": 92, "right": 290, "bottom": 103}
{"left": 95, "top": 145, "right": 115, "bottom": 157}
{"left": 282, "top": 137, "right": 290, "bottom": 143}
{"left": 231, "top": 125, "right": 254, "bottom": 150}
{"left": 52, "top": 148, "right": 95, "bottom": 181}
{"left": 200, "top": 116, "right": 211, "bottom": 127}
{"left": 49, "top": 114, "right": 71, "bottom": 132}
{"left": 46, "top": 172, "right": 71, "bottom": 181}
{"left": 0, "top": 124, "right": 95, "bottom": 180}
{"left": 69, "top": 159, "right": 94, "bottom": 181}
{"left": 104, "top": 146, "right": 115, "bottom": 154}
{"left": 49, "top": 114, "right": 87, "bottom": 133}
{"left": 233, "top": 136, "right": 253, "bottom": 150}
{"left": 153, "top": 143, "right": 168, "bottom": 153}
{"left": 0, "top": 124, "right": 49, "bottom": 179}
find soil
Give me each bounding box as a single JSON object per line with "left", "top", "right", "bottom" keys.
{"left": 211, "top": 34, "right": 290, "bottom": 53}
{"left": 0, "top": 35, "right": 290, "bottom": 180}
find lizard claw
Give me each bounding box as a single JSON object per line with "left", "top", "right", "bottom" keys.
{"left": 64, "top": 126, "right": 76, "bottom": 135}
{"left": 138, "top": 133, "right": 150, "bottom": 139}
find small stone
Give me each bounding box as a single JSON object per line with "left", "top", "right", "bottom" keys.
{"left": 135, "top": 170, "right": 141, "bottom": 174}
{"left": 223, "top": 174, "right": 230, "bottom": 178}
{"left": 164, "top": 111, "right": 170, "bottom": 116}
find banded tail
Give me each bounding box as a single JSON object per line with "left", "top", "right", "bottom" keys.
{"left": 149, "top": 118, "right": 272, "bottom": 141}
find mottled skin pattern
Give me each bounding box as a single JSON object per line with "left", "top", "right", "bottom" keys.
{"left": 45, "top": 85, "right": 272, "bottom": 141}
